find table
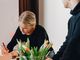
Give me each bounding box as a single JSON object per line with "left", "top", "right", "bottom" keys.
{"left": 0, "top": 46, "right": 16, "bottom": 60}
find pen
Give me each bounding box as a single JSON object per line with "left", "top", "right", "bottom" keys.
{"left": 2, "top": 42, "right": 8, "bottom": 51}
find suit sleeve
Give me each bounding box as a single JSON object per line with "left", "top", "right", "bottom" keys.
{"left": 59, "top": 18, "right": 80, "bottom": 60}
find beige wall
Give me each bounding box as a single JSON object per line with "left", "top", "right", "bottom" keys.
{"left": 39, "top": 0, "right": 71, "bottom": 52}
{"left": 0, "top": 0, "right": 71, "bottom": 53}
{"left": 0, "top": 0, "right": 19, "bottom": 45}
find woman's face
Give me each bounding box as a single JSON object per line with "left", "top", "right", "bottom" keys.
{"left": 20, "top": 22, "right": 36, "bottom": 35}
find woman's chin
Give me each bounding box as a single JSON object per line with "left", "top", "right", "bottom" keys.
{"left": 26, "top": 32, "right": 32, "bottom": 35}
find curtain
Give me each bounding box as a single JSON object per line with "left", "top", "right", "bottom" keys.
{"left": 19, "top": 0, "right": 39, "bottom": 24}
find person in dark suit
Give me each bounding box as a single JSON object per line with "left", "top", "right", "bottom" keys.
{"left": 46, "top": 0, "right": 80, "bottom": 60}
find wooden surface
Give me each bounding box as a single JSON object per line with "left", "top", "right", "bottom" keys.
{"left": 0, "top": 53, "right": 12, "bottom": 60}
{"left": 0, "top": 46, "right": 16, "bottom": 60}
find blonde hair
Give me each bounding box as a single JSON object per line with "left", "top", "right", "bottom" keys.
{"left": 19, "top": 11, "right": 36, "bottom": 24}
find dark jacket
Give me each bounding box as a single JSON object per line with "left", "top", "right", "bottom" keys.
{"left": 7, "top": 25, "right": 49, "bottom": 52}
{"left": 53, "top": 2, "right": 80, "bottom": 60}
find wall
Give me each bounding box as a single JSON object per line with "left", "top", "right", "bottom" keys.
{"left": 0, "top": 0, "right": 71, "bottom": 53}
{"left": 39, "top": 0, "right": 71, "bottom": 52}
{"left": 0, "top": 0, "right": 19, "bottom": 45}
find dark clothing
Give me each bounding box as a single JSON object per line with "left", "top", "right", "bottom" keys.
{"left": 53, "top": 2, "right": 80, "bottom": 60}
{"left": 7, "top": 25, "right": 49, "bottom": 52}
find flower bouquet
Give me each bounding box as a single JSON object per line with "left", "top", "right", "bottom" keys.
{"left": 17, "top": 38, "right": 52, "bottom": 60}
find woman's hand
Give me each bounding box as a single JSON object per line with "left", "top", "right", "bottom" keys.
{"left": 10, "top": 50, "right": 18, "bottom": 59}
{"left": 45, "top": 57, "right": 53, "bottom": 60}
{"left": 1, "top": 42, "right": 9, "bottom": 55}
